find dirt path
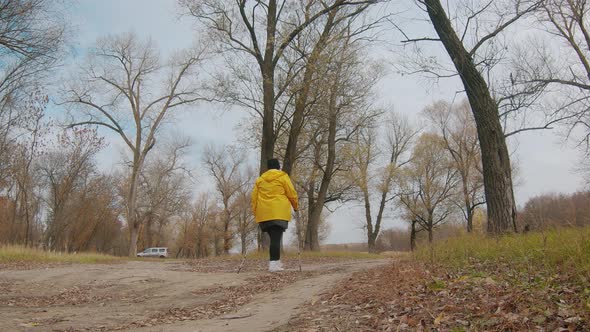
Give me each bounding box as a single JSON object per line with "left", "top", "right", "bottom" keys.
{"left": 0, "top": 258, "right": 388, "bottom": 332}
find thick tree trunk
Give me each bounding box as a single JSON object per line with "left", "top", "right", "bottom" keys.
{"left": 306, "top": 202, "right": 322, "bottom": 251}
{"left": 363, "top": 190, "right": 377, "bottom": 253}
{"left": 425, "top": 0, "right": 517, "bottom": 234}
{"left": 260, "top": 74, "right": 276, "bottom": 174}
{"left": 259, "top": 1, "right": 277, "bottom": 175}
{"left": 369, "top": 188, "right": 389, "bottom": 253}
{"left": 126, "top": 152, "right": 145, "bottom": 257}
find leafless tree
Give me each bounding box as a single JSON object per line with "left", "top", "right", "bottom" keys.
{"left": 347, "top": 113, "right": 417, "bottom": 252}
{"left": 281, "top": 3, "right": 382, "bottom": 175}
{"left": 509, "top": 0, "right": 590, "bottom": 155}
{"left": 175, "top": 193, "right": 218, "bottom": 258}
{"left": 288, "top": 28, "right": 381, "bottom": 251}
{"left": 38, "top": 127, "right": 105, "bottom": 250}
{"left": 136, "top": 137, "right": 193, "bottom": 250}
{"left": 398, "top": 0, "right": 543, "bottom": 234}
{"left": 61, "top": 32, "right": 209, "bottom": 256}
{"left": 3, "top": 93, "right": 48, "bottom": 246}
{"left": 0, "top": 0, "right": 66, "bottom": 185}
{"left": 233, "top": 168, "right": 257, "bottom": 255}
{"left": 180, "top": 0, "right": 382, "bottom": 174}
{"left": 423, "top": 99, "right": 485, "bottom": 232}
{"left": 398, "top": 133, "right": 459, "bottom": 245}
{"left": 203, "top": 144, "right": 250, "bottom": 254}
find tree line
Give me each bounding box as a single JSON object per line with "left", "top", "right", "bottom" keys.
{"left": 1, "top": 0, "right": 590, "bottom": 256}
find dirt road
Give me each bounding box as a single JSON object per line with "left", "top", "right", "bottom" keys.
{"left": 0, "top": 257, "right": 388, "bottom": 332}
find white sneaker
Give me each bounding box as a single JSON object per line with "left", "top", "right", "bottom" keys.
{"left": 268, "top": 260, "right": 284, "bottom": 272}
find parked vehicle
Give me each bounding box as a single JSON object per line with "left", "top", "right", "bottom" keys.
{"left": 137, "top": 247, "right": 168, "bottom": 258}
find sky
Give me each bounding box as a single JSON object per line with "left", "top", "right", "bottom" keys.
{"left": 66, "top": 0, "right": 583, "bottom": 244}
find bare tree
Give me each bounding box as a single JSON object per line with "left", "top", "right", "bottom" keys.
{"left": 423, "top": 99, "right": 485, "bottom": 232}
{"left": 398, "top": 133, "right": 459, "bottom": 245}
{"left": 509, "top": 1, "right": 590, "bottom": 153}
{"left": 38, "top": 127, "right": 105, "bottom": 250}
{"left": 136, "top": 138, "right": 193, "bottom": 250}
{"left": 401, "top": 0, "right": 542, "bottom": 234}
{"left": 347, "top": 113, "right": 416, "bottom": 253}
{"left": 0, "top": 0, "right": 66, "bottom": 185}
{"left": 233, "top": 168, "right": 257, "bottom": 255}
{"left": 4, "top": 93, "right": 48, "bottom": 246}
{"left": 0, "top": 0, "right": 65, "bottom": 147}
{"left": 180, "top": 0, "right": 381, "bottom": 174}
{"left": 289, "top": 29, "right": 381, "bottom": 251}
{"left": 61, "top": 33, "right": 209, "bottom": 256}
{"left": 203, "top": 144, "right": 250, "bottom": 254}
{"left": 281, "top": 3, "right": 380, "bottom": 175}
{"left": 175, "top": 193, "right": 218, "bottom": 258}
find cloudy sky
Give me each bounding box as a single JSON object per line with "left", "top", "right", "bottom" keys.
{"left": 67, "top": 0, "right": 582, "bottom": 244}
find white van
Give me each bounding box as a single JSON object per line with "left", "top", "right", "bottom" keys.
{"left": 137, "top": 247, "right": 168, "bottom": 258}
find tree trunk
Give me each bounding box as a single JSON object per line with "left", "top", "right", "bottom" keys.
{"left": 145, "top": 215, "right": 153, "bottom": 247}
{"left": 259, "top": 1, "right": 278, "bottom": 175}
{"left": 23, "top": 189, "right": 30, "bottom": 247}
{"left": 425, "top": 0, "right": 517, "bottom": 235}
{"left": 466, "top": 207, "right": 474, "bottom": 233}
{"left": 129, "top": 224, "right": 139, "bottom": 257}
{"left": 127, "top": 159, "right": 141, "bottom": 257}
{"left": 305, "top": 188, "right": 317, "bottom": 251}
{"left": 428, "top": 227, "right": 433, "bottom": 243}
{"left": 363, "top": 190, "right": 377, "bottom": 253}
{"left": 306, "top": 202, "right": 322, "bottom": 251}
{"left": 370, "top": 186, "right": 390, "bottom": 253}
{"left": 460, "top": 170, "right": 474, "bottom": 233}
{"left": 410, "top": 220, "right": 417, "bottom": 251}
{"left": 367, "top": 233, "right": 377, "bottom": 253}
{"left": 223, "top": 207, "right": 231, "bottom": 254}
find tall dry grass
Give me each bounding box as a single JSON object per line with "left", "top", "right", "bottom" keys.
{"left": 0, "top": 245, "right": 123, "bottom": 264}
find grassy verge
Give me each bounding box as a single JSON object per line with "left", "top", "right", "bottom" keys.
{"left": 415, "top": 226, "right": 590, "bottom": 281}
{"left": 0, "top": 245, "right": 124, "bottom": 264}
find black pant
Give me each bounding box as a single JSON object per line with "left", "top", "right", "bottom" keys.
{"left": 267, "top": 226, "right": 283, "bottom": 261}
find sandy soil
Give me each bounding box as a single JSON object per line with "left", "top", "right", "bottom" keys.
{"left": 0, "top": 258, "right": 388, "bottom": 332}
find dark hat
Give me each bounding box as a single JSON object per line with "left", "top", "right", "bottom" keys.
{"left": 267, "top": 158, "right": 280, "bottom": 170}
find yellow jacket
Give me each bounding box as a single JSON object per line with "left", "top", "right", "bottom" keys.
{"left": 251, "top": 169, "right": 298, "bottom": 223}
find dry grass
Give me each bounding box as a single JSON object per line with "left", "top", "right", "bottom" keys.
{"left": 0, "top": 245, "right": 123, "bottom": 264}
{"left": 415, "top": 226, "right": 590, "bottom": 281}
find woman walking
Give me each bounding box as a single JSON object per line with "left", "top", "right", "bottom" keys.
{"left": 251, "top": 158, "right": 298, "bottom": 272}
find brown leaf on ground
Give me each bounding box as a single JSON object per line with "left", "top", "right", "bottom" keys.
{"left": 276, "top": 259, "right": 589, "bottom": 332}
